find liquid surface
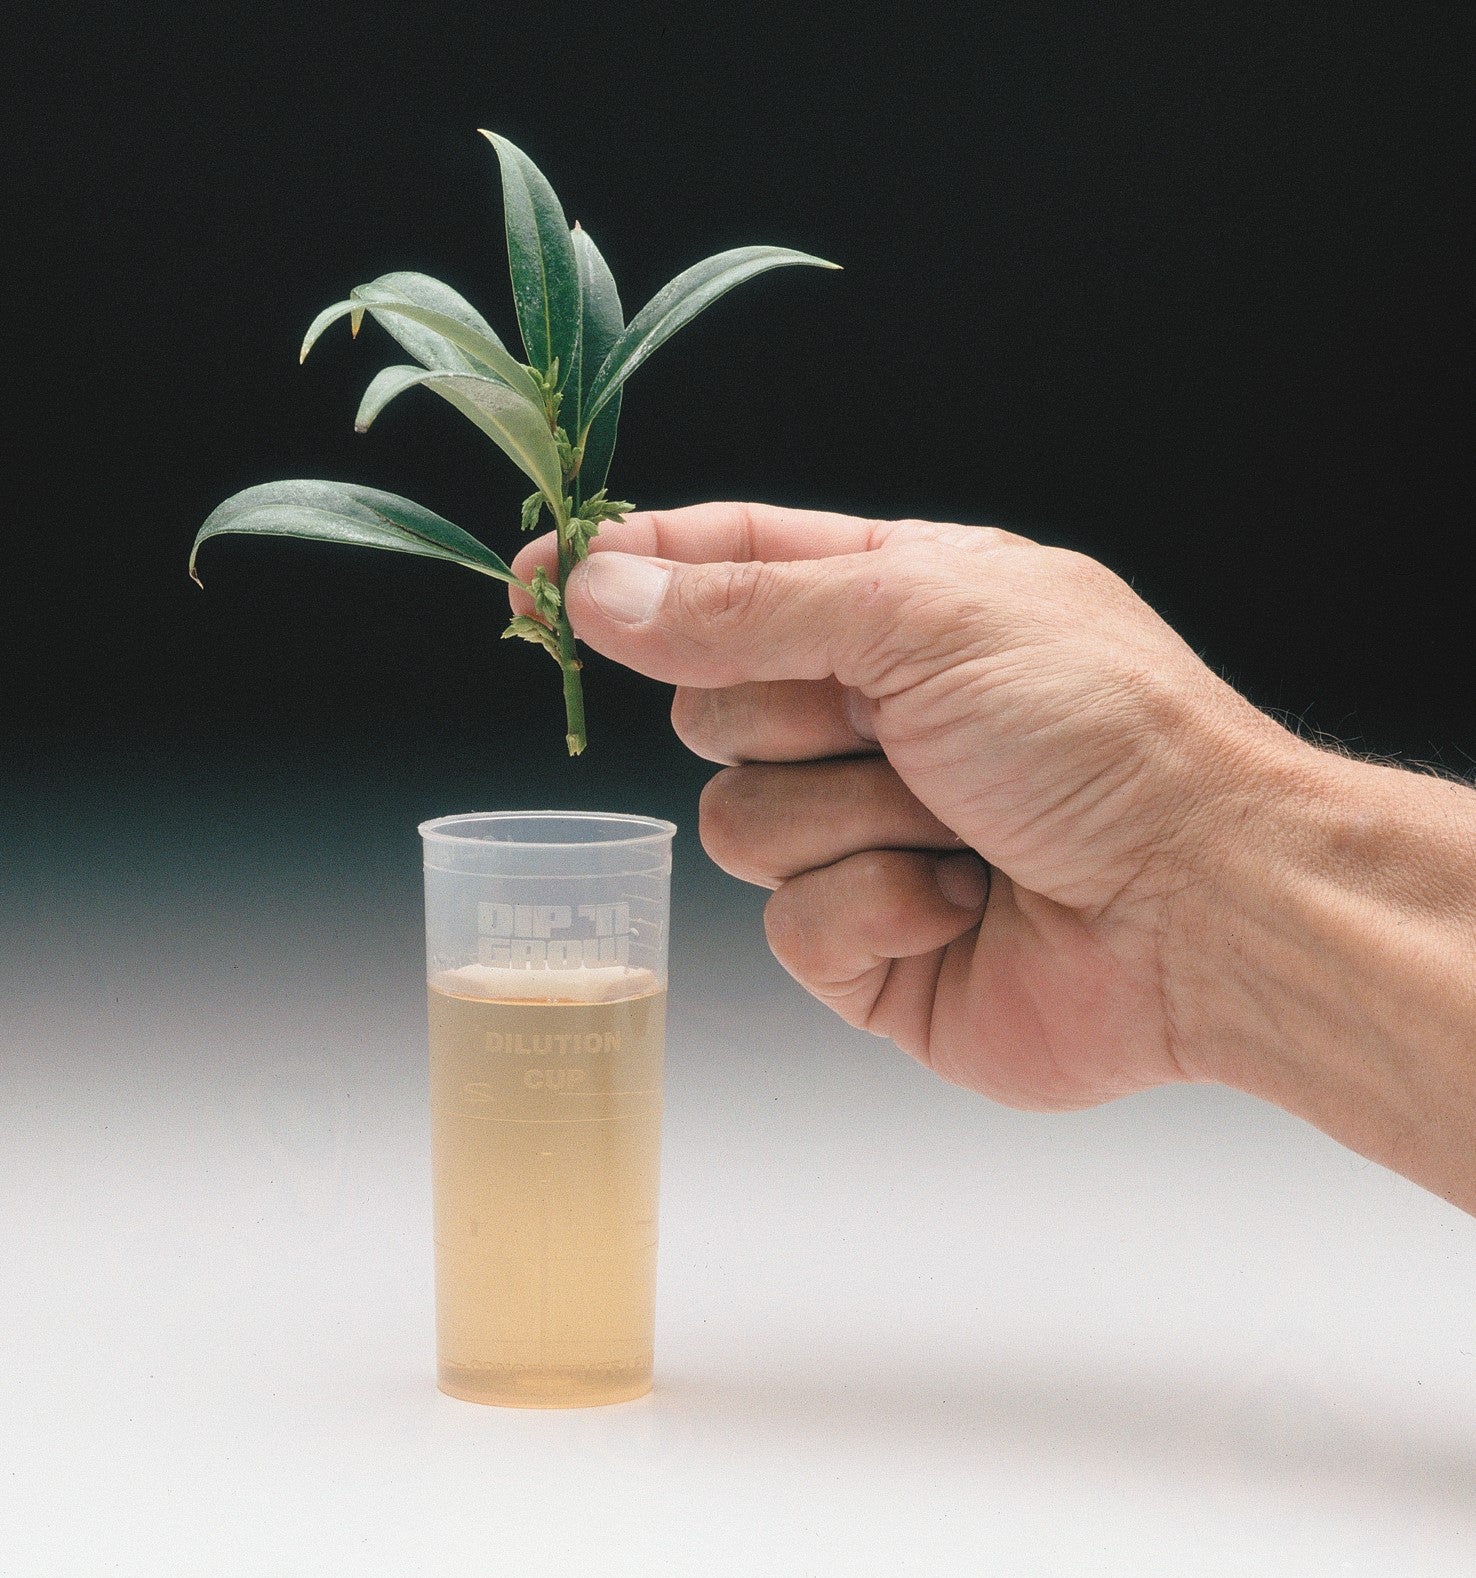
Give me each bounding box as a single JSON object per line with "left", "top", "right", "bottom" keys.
{"left": 428, "top": 968, "right": 665, "bottom": 1407}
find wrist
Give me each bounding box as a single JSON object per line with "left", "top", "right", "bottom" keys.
{"left": 1163, "top": 724, "right": 1476, "bottom": 1209}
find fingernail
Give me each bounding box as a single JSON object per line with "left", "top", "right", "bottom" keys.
{"left": 937, "top": 851, "right": 990, "bottom": 911}
{"left": 577, "top": 554, "right": 670, "bottom": 625}
{"left": 841, "top": 688, "right": 879, "bottom": 742}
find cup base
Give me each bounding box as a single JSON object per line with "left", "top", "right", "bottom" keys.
{"left": 438, "top": 1364, "right": 653, "bottom": 1409}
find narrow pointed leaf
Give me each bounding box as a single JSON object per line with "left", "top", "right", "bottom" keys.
{"left": 583, "top": 246, "right": 840, "bottom": 431}
{"left": 351, "top": 272, "right": 506, "bottom": 375}
{"left": 301, "top": 294, "right": 544, "bottom": 410}
{"left": 353, "top": 366, "right": 564, "bottom": 505}
{"left": 189, "top": 481, "right": 519, "bottom": 586}
{"left": 480, "top": 131, "right": 581, "bottom": 388}
{"left": 569, "top": 224, "right": 624, "bottom": 504}
{"left": 354, "top": 364, "right": 443, "bottom": 431}
{"left": 301, "top": 299, "right": 353, "bottom": 359}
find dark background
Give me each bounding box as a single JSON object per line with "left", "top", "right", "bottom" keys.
{"left": 8, "top": 0, "right": 1472, "bottom": 793}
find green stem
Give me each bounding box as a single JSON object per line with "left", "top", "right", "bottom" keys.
{"left": 554, "top": 530, "right": 586, "bottom": 756}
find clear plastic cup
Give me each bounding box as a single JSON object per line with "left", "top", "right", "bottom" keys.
{"left": 419, "top": 811, "right": 675, "bottom": 1408}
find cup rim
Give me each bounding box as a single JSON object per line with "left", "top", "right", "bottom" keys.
{"left": 418, "top": 809, "right": 677, "bottom": 850}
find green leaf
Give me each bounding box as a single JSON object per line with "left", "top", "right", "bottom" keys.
{"left": 348, "top": 272, "right": 506, "bottom": 375}
{"left": 480, "top": 132, "right": 582, "bottom": 389}
{"left": 582, "top": 245, "right": 840, "bottom": 432}
{"left": 354, "top": 366, "right": 564, "bottom": 505}
{"left": 569, "top": 224, "right": 625, "bottom": 504}
{"left": 301, "top": 293, "right": 544, "bottom": 410}
{"left": 190, "top": 480, "right": 519, "bottom": 586}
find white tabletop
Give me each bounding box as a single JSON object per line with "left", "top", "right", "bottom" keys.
{"left": 3, "top": 798, "right": 1473, "bottom": 1577}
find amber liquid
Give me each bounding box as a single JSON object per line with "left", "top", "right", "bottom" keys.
{"left": 427, "top": 968, "right": 665, "bottom": 1407}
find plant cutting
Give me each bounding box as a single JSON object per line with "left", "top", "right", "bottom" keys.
{"left": 190, "top": 132, "right": 839, "bottom": 754}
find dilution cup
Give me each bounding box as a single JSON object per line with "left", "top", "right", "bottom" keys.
{"left": 419, "top": 811, "right": 675, "bottom": 1408}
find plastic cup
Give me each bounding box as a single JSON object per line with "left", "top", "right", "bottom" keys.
{"left": 419, "top": 811, "right": 675, "bottom": 1408}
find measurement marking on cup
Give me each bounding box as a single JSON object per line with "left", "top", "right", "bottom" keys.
{"left": 442, "top": 1111, "right": 661, "bottom": 1124}
{"left": 455, "top": 1084, "right": 660, "bottom": 1102}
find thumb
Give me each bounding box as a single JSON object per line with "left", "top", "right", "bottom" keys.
{"left": 564, "top": 548, "right": 910, "bottom": 690}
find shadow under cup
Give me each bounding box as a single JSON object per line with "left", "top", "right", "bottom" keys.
{"left": 420, "top": 811, "right": 676, "bottom": 1408}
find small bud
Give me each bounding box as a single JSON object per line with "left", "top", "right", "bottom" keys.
{"left": 567, "top": 516, "right": 600, "bottom": 562}
{"left": 530, "top": 564, "right": 562, "bottom": 623}
{"left": 502, "top": 615, "right": 561, "bottom": 660}
{"left": 578, "top": 493, "right": 633, "bottom": 526}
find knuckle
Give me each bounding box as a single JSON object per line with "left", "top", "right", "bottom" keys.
{"left": 917, "top": 520, "right": 1028, "bottom": 554}
{"left": 978, "top": 544, "right": 1139, "bottom": 647}
{"left": 965, "top": 523, "right": 1032, "bottom": 552}
{"left": 1106, "top": 659, "right": 1192, "bottom": 739}
{"left": 845, "top": 847, "right": 895, "bottom": 891}
{"left": 649, "top": 501, "right": 761, "bottom": 559}
{"left": 672, "top": 559, "right": 774, "bottom": 629}
{"left": 639, "top": 507, "right": 676, "bottom": 539}
{"left": 1047, "top": 545, "right": 1130, "bottom": 601}
{"left": 858, "top": 541, "right": 1001, "bottom": 673}
{"left": 849, "top": 850, "right": 914, "bottom": 932}
{"left": 877, "top": 518, "right": 1030, "bottom": 554}
{"left": 725, "top": 501, "right": 764, "bottom": 560}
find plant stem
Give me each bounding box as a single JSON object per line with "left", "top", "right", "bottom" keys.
{"left": 546, "top": 389, "right": 586, "bottom": 756}
{"left": 554, "top": 532, "right": 586, "bottom": 756}
{"left": 557, "top": 617, "right": 586, "bottom": 756}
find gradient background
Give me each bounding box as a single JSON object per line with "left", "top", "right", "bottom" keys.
{"left": 4, "top": 3, "right": 1473, "bottom": 1573}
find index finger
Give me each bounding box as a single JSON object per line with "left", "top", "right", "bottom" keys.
{"left": 509, "top": 502, "right": 1024, "bottom": 614}
{"left": 584, "top": 501, "right": 899, "bottom": 562}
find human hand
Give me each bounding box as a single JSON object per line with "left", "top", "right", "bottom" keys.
{"left": 511, "top": 502, "right": 1294, "bottom": 1111}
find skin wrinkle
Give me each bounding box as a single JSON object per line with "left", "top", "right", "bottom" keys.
{"left": 763, "top": 849, "right": 985, "bottom": 1009}
{"left": 871, "top": 642, "right": 1061, "bottom": 759}
{"left": 674, "top": 677, "right": 880, "bottom": 765}
{"left": 827, "top": 962, "right": 893, "bottom": 1031}
{"left": 830, "top": 554, "right": 950, "bottom": 697}
{"left": 840, "top": 560, "right": 978, "bottom": 700}
{"left": 1006, "top": 891, "right": 1121, "bottom": 1110}
{"left": 917, "top": 938, "right": 967, "bottom": 1071}
{"left": 1142, "top": 859, "right": 1213, "bottom": 1086}
{"left": 672, "top": 555, "right": 771, "bottom": 631}
{"left": 700, "top": 758, "right": 959, "bottom": 889}
{"left": 870, "top": 948, "right": 950, "bottom": 1054}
